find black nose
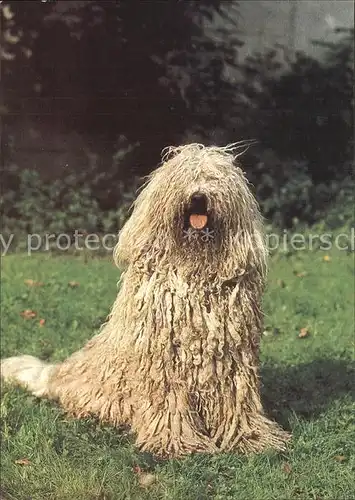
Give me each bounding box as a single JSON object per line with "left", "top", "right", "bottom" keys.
{"left": 189, "top": 193, "right": 208, "bottom": 214}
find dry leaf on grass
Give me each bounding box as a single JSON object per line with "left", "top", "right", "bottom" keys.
{"left": 133, "top": 466, "right": 156, "bottom": 488}
{"left": 14, "top": 458, "right": 31, "bottom": 466}
{"left": 24, "top": 279, "right": 44, "bottom": 287}
{"left": 298, "top": 327, "right": 310, "bottom": 338}
{"left": 133, "top": 465, "right": 142, "bottom": 475}
{"left": 323, "top": 255, "right": 331, "bottom": 262}
{"left": 263, "top": 327, "right": 280, "bottom": 337}
{"left": 333, "top": 455, "right": 347, "bottom": 463}
{"left": 39, "top": 318, "right": 46, "bottom": 326}
{"left": 281, "top": 462, "right": 292, "bottom": 474}
{"left": 138, "top": 473, "right": 156, "bottom": 488}
{"left": 294, "top": 271, "right": 307, "bottom": 277}
{"left": 68, "top": 281, "right": 80, "bottom": 288}
{"left": 20, "top": 310, "right": 37, "bottom": 319}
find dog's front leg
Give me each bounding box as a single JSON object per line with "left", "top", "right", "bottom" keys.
{"left": 131, "top": 385, "right": 218, "bottom": 458}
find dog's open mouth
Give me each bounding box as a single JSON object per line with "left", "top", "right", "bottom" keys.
{"left": 183, "top": 193, "right": 210, "bottom": 233}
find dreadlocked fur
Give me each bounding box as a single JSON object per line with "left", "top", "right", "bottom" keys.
{"left": 1, "top": 143, "right": 290, "bottom": 457}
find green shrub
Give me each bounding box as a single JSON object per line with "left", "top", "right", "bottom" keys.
{"left": 0, "top": 166, "right": 136, "bottom": 245}
{"left": 245, "top": 147, "right": 354, "bottom": 229}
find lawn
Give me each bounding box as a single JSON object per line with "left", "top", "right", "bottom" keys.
{"left": 1, "top": 247, "right": 354, "bottom": 500}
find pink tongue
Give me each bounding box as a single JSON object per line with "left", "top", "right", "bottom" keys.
{"left": 189, "top": 214, "right": 208, "bottom": 230}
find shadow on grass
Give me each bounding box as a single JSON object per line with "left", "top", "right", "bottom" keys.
{"left": 261, "top": 358, "right": 354, "bottom": 429}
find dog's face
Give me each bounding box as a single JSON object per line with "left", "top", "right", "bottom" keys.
{"left": 115, "top": 144, "right": 267, "bottom": 279}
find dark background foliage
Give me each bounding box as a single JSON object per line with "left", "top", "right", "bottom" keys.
{"left": 1, "top": 0, "right": 354, "bottom": 234}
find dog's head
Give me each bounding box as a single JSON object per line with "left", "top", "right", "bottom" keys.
{"left": 115, "top": 143, "right": 267, "bottom": 280}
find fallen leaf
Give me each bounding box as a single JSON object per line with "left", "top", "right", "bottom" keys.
{"left": 138, "top": 473, "right": 156, "bottom": 488}
{"left": 282, "top": 462, "right": 292, "bottom": 474}
{"left": 68, "top": 281, "right": 80, "bottom": 288}
{"left": 263, "top": 327, "right": 280, "bottom": 337}
{"left": 20, "top": 309, "right": 37, "bottom": 319}
{"left": 334, "top": 455, "right": 347, "bottom": 463}
{"left": 15, "top": 458, "right": 31, "bottom": 466}
{"left": 263, "top": 328, "right": 271, "bottom": 337}
{"left": 323, "top": 255, "right": 331, "bottom": 262}
{"left": 39, "top": 318, "right": 46, "bottom": 327}
{"left": 295, "top": 271, "right": 307, "bottom": 277}
{"left": 133, "top": 465, "right": 142, "bottom": 475}
{"left": 24, "top": 279, "right": 44, "bottom": 287}
{"left": 298, "top": 327, "right": 310, "bottom": 338}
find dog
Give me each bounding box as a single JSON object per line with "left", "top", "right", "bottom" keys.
{"left": 1, "top": 143, "right": 290, "bottom": 457}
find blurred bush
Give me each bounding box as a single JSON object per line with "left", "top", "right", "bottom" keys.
{"left": 238, "top": 27, "right": 353, "bottom": 185}
{"left": 0, "top": 160, "right": 137, "bottom": 246}
{"left": 237, "top": 27, "right": 354, "bottom": 228}
{"left": 243, "top": 148, "right": 354, "bottom": 229}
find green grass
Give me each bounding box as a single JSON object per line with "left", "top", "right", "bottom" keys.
{"left": 1, "top": 248, "right": 354, "bottom": 500}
